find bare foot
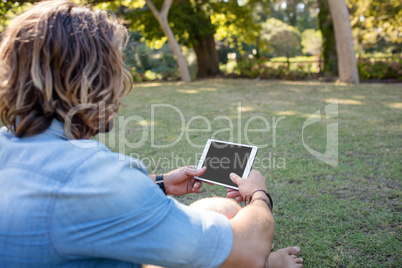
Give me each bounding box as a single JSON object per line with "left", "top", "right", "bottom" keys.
{"left": 267, "top": 246, "right": 303, "bottom": 268}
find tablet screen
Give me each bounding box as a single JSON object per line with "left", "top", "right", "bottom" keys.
{"left": 201, "top": 141, "right": 253, "bottom": 188}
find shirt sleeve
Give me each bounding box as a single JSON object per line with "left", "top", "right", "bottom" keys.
{"left": 51, "top": 150, "right": 233, "bottom": 268}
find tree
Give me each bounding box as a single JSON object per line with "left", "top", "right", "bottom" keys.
{"left": 327, "top": 0, "right": 359, "bottom": 84}
{"left": 2, "top": 1, "right": 268, "bottom": 79}
{"left": 301, "top": 29, "right": 322, "bottom": 56}
{"left": 261, "top": 18, "right": 302, "bottom": 59}
{"left": 126, "top": 0, "right": 266, "bottom": 78}
{"left": 145, "top": 0, "right": 191, "bottom": 82}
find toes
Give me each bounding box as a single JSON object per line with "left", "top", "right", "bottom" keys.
{"left": 295, "top": 257, "right": 303, "bottom": 263}
{"left": 284, "top": 246, "right": 301, "bottom": 255}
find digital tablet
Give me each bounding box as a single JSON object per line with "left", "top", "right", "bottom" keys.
{"left": 195, "top": 139, "right": 258, "bottom": 190}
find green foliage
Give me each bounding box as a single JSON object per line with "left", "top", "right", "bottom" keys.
{"left": 124, "top": 31, "right": 180, "bottom": 81}
{"left": 357, "top": 57, "right": 402, "bottom": 80}
{"left": 121, "top": 0, "right": 267, "bottom": 52}
{"left": 210, "top": 0, "right": 266, "bottom": 52}
{"left": 0, "top": 1, "right": 38, "bottom": 32}
{"left": 129, "top": 67, "right": 145, "bottom": 82}
{"left": 139, "top": 45, "right": 155, "bottom": 70}
{"left": 317, "top": 0, "right": 337, "bottom": 75}
{"left": 347, "top": 0, "right": 401, "bottom": 52}
{"left": 266, "top": 0, "right": 319, "bottom": 32}
{"left": 144, "top": 70, "right": 162, "bottom": 80}
{"left": 217, "top": 46, "right": 239, "bottom": 64}
{"left": 234, "top": 58, "right": 316, "bottom": 80}
{"left": 261, "top": 18, "right": 302, "bottom": 58}
{"left": 219, "top": 59, "right": 237, "bottom": 74}
{"left": 301, "top": 29, "right": 322, "bottom": 56}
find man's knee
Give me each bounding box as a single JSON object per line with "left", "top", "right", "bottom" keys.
{"left": 190, "top": 197, "right": 241, "bottom": 219}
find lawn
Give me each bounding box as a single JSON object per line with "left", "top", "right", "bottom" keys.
{"left": 101, "top": 79, "right": 401, "bottom": 267}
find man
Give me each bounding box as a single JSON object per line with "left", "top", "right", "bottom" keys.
{"left": 0, "top": 1, "right": 303, "bottom": 267}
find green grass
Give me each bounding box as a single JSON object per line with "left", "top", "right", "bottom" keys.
{"left": 101, "top": 79, "right": 401, "bottom": 267}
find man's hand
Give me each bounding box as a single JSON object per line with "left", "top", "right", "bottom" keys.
{"left": 164, "top": 166, "right": 207, "bottom": 195}
{"left": 226, "top": 170, "right": 268, "bottom": 202}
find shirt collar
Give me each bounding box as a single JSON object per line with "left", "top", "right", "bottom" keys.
{"left": 44, "top": 119, "right": 68, "bottom": 139}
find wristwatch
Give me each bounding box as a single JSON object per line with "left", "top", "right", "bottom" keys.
{"left": 155, "top": 174, "right": 167, "bottom": 195}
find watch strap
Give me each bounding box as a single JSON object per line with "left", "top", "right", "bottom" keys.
{"left": 155, "top": 174, "right": 167, "bottom": 195}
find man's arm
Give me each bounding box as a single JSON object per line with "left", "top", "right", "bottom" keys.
{"left": 53, "top": 152, "right": 233, "bottom": 268}
{"left": 148, "top": 173, "right": 156, "bottom": 182}
{"left": 222, "top": 171, "right": 275, "bottom": 268}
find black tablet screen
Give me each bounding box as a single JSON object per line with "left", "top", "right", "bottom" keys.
{"left": 201, "top": 141, "right": 253, "bottom": 188}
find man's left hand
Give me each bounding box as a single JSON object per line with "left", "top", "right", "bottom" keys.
{"left": 164, "top": 166, "right": 207, "bottom": 195}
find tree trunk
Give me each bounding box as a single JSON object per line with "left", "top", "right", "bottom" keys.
{"left": 171, "top": 0, "right": 220, "bottom": 79}
{"left": 318, "top": 0, "right": 338, "bottom": 75}
{"left": 146, "top": 0, "right": 191, "bottom": 82}
{"left": 193, "top": 35, "right": 221, "bottom": 78}
{"left": 327, "top": 0, "right": 359, "bottom": 84}
{"left": 255, "top": 34, "right": 260, "bottom": 58}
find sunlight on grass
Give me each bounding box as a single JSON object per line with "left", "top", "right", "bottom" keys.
{"left": 177, "top": 89, "right": 199, "bottom": 94}
{"left": 385, "top": 102, "right": 402, "bottom": 109}
{"left": 136, "top": 82, "right": 164, "bottom": 87}
{"left": 276, "top": 110, "right": 297, "bottom": 116}
{"left": 136, "top": 120, "right": 156, "bottom": 126}
{"left": 199, "top": 87, "right": 217, "bottom": 91}
{"left": 324, "top": 98, "right": 363, "bottom": 105}
{"left": 275, "top": 110, "right": 322, "bottom": 118}
{"left": 237, "top": 106, "right": 255, "bottom": 112}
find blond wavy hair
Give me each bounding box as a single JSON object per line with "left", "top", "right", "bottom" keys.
{"left": 0, "top": 0, "right": 132, "bottom": 139}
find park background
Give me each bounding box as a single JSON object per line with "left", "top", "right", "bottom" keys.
{"left": 1, "top": 0, "right": 401, "bottom": 267}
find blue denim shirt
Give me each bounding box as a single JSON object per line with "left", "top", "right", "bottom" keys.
{"left": 0, "top": 119, "right": 233, "bottom": 267}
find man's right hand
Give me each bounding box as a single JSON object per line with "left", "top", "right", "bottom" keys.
{"left": 226, "top": 170, "right": 268, "bottom": 202}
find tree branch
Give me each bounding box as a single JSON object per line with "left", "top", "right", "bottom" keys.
{"left": 145, "top": 0, "right": 162, "bottom": 20}
{"left": 161, "top": 0, "right": 172, "bottom": 19}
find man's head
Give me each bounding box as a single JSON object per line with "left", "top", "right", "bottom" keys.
{"left": 0, "top": 0, "right": 132, "bottom": 139}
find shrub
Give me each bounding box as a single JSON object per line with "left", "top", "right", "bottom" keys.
{"left": 144, "top": 70, "right": 162, "bottom": 81}
{"left": 130, "top": 67, "right": 146, "bottom": 82}
{"left": 357, "top": 58, "right": 402, "bottom": 80}
{"left": 234, "top": 58, "right": 265, "bottom": 78}
{"left": 152, "top": 66, "right": 179, "bottom": 81}
{"left": 234, "top": 58, "right": 316, "bottom": 80}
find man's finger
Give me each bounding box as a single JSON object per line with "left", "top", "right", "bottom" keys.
{"left": 227, "top": 190, "right": 241, "bottom": 198}
{"left": 229, "top": 173, "right": 241, "bottom": 186}
{"left": 191, "top": 184, "right": 202, "bottom": 194}
{"left": 185, "top": 166, "right": 206, "bottom": 176}
{"left": 192, "top": 186, "right": 202, "bottom": 193}
{"left": 193, "top": 181, "right": 202, "bottom": 189}
{"left": 235, "top": 196, "right": 244, "bottom": 202}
